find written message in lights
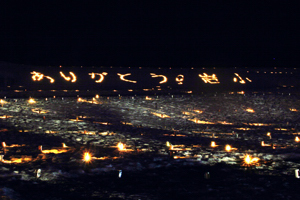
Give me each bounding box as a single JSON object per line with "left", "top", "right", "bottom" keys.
{"left": 31, "top": 71, "right": 252, "bottom": 85}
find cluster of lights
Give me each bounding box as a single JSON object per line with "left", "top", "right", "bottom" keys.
{"left": 28, "top": 98, "right": 36, "bottom": 104}
{"left": 175, "top": 74, "right": 184, "bottom": 85}
{"left": 152, "top": 112, "right": 170, "bottom": 118}
{"left": 233, "top": 73, "right": 251, "bottom": 84}
{"left": 31, "top": 71, "right": 55, "bottom": 83}
{"left": 59, "top": 71, "right": 77, "bottom": 82}
{"left": 198, "top": 73, "right": 219, "bottom": 84}
{"left": 29, "top": 70, "right": 258, "bottom": 86}
{"left": 150, "top": 73, "right": 168, "bottom": 84}
{"left": 243, "top": 154, "right": 260, "bottom": 167}
{"left": 89, "top": 72, "right": 107, "bottom": 83}
{"left": 117, "top": 73, "right": 137, "bottom": 83}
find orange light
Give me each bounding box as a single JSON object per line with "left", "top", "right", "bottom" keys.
{"left": 83, "top": 152, "right": 92, "bottom": 163}
{"left": 234, "top": 73, "right": 251, "bottom": 84}
{"left": 150, "top": 73, "right": 168, "bottom": 84}
{"left": 245, "top": 108, "right": 255, "bottom": 113}
{"left": 117, "top": 73, "right": 137, "bottom": 83}
{"left": 199, "top": 73, "right": 220, "bottom": 84}
{"left": 225, "top": 145, "right": 231, "bottom": 152}
{"left": 152, "top": 112, "right": 170, "bottom": 118}
{"left": 0, "top": 99, "right": 8, "bottom": 105}
{"left": 243, "top": 154, "right": 260, "bottom": 166}
{"left": 211, "top": 141, "right": 216, "bottom": 147}
{"left": 117, "top": 142, "right": 125, "bottom": 151}
{"left": 89, "top": 72, "right": 107, "bottom": 83}
{"left": 60, "top": 71, "right": 77, "bottom": 82}
{"left": 28, "top": 98, "right": 36, "bottom": 104}
{"left": 31, "top": 71, "right": 44, "bottom": 81}
{"left": 296, "top": 136, "right": 300, "bottom": 142}
{"left": 175, "top": 74, "right": 184, "bottom": 85}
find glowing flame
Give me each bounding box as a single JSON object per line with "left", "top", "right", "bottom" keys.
{"left": 150, "top": 73, "right": 168, "bottom": 84}
{"left": 245, "top": 108, "right": 255, "bottom": 113}
{"left": 2, "top": 142, "right": 6, "bottom": 148}
{"left": 211, "top": 141, "right": 216, "bottom": 147}
{"left": 243, "top": 155, "right": 260, "bottom": 166}
{"left": 290, "top": 108, "right": 298, "bottom": 112}
{"left": 166, "top": 141, "right": 171, "bottom": 147}
{"left": 83, "top": 152, "right": 92, "bottom": 163}
{"left": 95, "top": 94, "right": 99, "bottom": 99}
{"left": 225, "top": 145, "right": 231, "bottom": 152}
{"left": 296, "top": 136, "right": 300, "bottom": 142}
{"left": 199, "top": 73, "right": 220, "bottom": 84}
{"left": 117, "top": 142, "right": 125, "bottom": 151}
{"left": 28, "top": 98, "right": 36, "bottom": 104}
{"left": 117, "top": 73, "right": 137, "bottom": 83}
{"left": 0, "top": 99, "right": 8, "bottom": 105}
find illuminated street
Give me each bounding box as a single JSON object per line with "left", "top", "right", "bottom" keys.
{"left": 0, "top": 92, "right": 300, "bottom": 199}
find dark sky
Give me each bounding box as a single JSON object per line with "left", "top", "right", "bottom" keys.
{"left": 0, "top": 1, "right": 299, "bottom": 68}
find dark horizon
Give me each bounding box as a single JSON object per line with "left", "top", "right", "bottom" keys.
{"left": 1, "top": 1, "right": 299, "bottom": 68}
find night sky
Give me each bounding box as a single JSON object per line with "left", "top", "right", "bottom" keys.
{"left": 0, "top": 1, "right": 299, "bottom": 68}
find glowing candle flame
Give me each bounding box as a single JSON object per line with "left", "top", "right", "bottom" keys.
{"left": 296, "top": 136, "right": 300, "bottom": 142}
{"left": 83, "top": 152, "right": 92, "bottom": 163}
{"left": 243, "top": 154, "right": 260, "bottom": 166}
{"left": 245, "top": 155, "right": 251, "bottom": 164}
{"left": 117, "top": 142, "right": 125, "bottom": 151}
{"left": 225, "top": 145, "right": 231, "bottom": 152}
{"left": 2, "top": 142, "right": 6, "bottom": 148}
{"left": 28, "top": 98, "right": 36, "bottom": 104}
{"left": 0, "top": 99, "right": 8, "bottom": 105}
{"left": 166, "top": 141, "right": 171, "bottom": 147}
{"left": 211, "top": 141, "right": 216, "bottom": 147}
